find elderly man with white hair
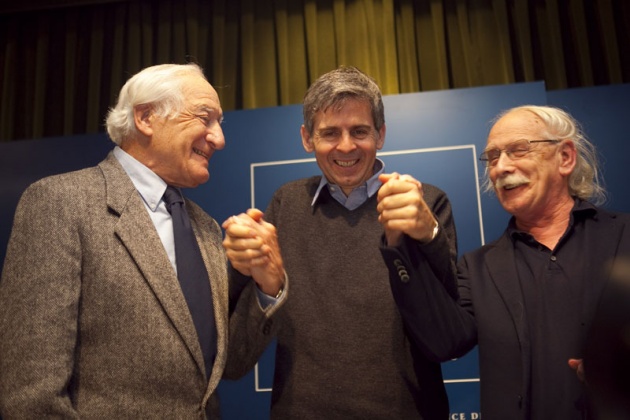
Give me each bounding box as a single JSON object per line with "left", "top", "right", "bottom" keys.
{"left": 0, "top": 63, "right": 285, "bottom": 418}
{"left": 390, "top": 105, "right": 630, "bottom": 419}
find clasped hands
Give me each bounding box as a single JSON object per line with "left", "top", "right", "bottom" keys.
{"left": 222, "top": 171, "right": 434, "bottom": 293}
{"left": 222, "top": 209, "right": 285, "bottom": 297}
{"left": 377, "top": 172, "right": 438, "bottom": 247}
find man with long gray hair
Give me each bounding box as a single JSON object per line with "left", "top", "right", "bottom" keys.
{"left": 393, "top": 105, "right": 630, "bottom": 419}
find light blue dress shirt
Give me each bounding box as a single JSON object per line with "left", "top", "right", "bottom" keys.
{"left": 113, "top": 146, "right": 178, "bottom": 272}
{"left": 114, "top": 146, "right": 278, "bottom": 308}
{"left": 311, "top": 158, "right": 385, "bottom": 209}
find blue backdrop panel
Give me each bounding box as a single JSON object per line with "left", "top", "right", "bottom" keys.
{"left": 242, "top": 147, "right": 486, "bottom": 417}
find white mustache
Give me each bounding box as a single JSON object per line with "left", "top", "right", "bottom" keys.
{"left": 495, "top": 173, "right": 530, "bottom": 190}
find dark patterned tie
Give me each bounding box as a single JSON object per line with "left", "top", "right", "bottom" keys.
{"left": 163, "top": 186, "right": 216, "bottom": 379}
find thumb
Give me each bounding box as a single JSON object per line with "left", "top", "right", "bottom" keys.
{"left": 246, "top": 208, "right": 264, "bottom": 223}
{"left": 379, "top": 172, "right": 400, "bottom": 183}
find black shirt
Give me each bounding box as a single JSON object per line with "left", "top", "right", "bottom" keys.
{"left": 509, "top": 200, "right": 599, "bottom": 419}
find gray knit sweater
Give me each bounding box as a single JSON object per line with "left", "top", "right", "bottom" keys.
{"left": 232, "top": 176, "right": 458, "bottom": 419}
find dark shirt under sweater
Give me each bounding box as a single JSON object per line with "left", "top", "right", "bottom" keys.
{"left": 263, "top": 176, "right": 452, "bottom": 419}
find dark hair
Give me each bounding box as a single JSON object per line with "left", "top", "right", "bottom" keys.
{"left": 302, "top": 66, "right": 384, "bottom": 135}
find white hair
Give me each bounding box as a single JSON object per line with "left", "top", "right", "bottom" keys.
{"left": 105, "top": 63, "right": 206, "bottom": 145}
{"left": 482, "top": 105, "right": 606, "bottom": 205}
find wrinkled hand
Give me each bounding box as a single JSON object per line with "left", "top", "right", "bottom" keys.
{"left": 222, "top": 209, "right": 285, "bottom": 296}
{"left": 376, "top": 172, "right": 438, "bottom": 247}
{"left": 568, "top": 358, "right": 586, "bottom": 383}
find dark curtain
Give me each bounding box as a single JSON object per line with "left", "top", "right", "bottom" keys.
{"left": 1, "top": 0, "right": 628, "bottom": 141}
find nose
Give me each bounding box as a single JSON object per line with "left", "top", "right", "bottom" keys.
{"left": 490, "top": 151, "right": 515, "bottom": 182}
{"left": 494, "top": 150, "right": 515, "bottom": 171}
{"left": 207, "top": 125, "right": 225, "bottom": 150}
{"left": 336, "top": 131, "right": 357, "bottom": 152}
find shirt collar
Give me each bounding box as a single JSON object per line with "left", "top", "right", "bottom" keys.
{"left": 113, "top": 146, "right": 168, "bottom": 212}
{"left": 311, "top": 158, "right": 385, "bottom": 208}
{"left": 507, "top": 198, "right": 598, "bottom": 239}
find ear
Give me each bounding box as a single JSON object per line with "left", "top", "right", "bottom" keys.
{"left": 558, "top": 140, "right": 577, "bottom": 176}
{"left": 133, "top": 104, "right": 154, "bottom": 137}
{"left": 376, "top": 124, "right": 386, "bottom": 150}
{"left": 301, "top": 125, "right": 314, "bottom": 153}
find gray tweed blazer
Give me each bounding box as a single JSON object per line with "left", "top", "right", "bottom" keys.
{"left": 0, "top": 151, "right": 277, "bottom": 418}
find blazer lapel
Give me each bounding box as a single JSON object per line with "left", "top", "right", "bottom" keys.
{"left": 187, "top": 202, "right": 229, "bottom": 391}
{"left": 579, "top": 212, "right": 628, "bottom": 319}
{"left": 484, "top": 233, "right": 529, "bottom": 346}
{"left": 99, "top": 153, "right": 206, "bottom": 375}
{"left": 484, "top": 233, "right": 533, "bottom": 401}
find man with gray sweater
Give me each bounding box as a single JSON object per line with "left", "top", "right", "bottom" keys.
{"left": 223, "top": 66, "right": 458, "bottom": 419}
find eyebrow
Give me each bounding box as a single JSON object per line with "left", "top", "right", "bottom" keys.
{"left": 484, "top": 139, "right": 524, "bottom": 151}
{"left": 317, "top": 123, "right": 372, "bottom": 130}
{"left": 196, "top": 106, "right": 224, "bottom": 121}
{"left": 194, "top": 106, "right": 217, "bottom": 114}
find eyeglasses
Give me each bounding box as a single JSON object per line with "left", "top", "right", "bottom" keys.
{"left": 479, "top": 139, "right": 560, "bottom": 167}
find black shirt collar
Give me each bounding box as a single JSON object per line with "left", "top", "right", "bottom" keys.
{"left": 507, "top": 198, "right": 598, "bottom": 240}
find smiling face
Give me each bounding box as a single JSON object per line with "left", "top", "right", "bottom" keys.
{"left": 141, "top": 74, "right": 225, "bottom": 188}
{"left": 487, "top": 109, "right": 575, "bottom": 221}
{"left": 301, "top": 98, "right": 385, "bottom": 196}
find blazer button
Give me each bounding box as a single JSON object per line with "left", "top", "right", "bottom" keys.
{"left": 398, "top": 268, "right": 409, "bottom": 283}
{"left": 263, "top": 320, "right": 272, "bottom": 335}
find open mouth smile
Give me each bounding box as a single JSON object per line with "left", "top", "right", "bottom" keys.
{"left": 335, "top": 159, "right": 358, "bottom": 167}
{"left": 193, "top": 148, "right": 209, "bottom": 159}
